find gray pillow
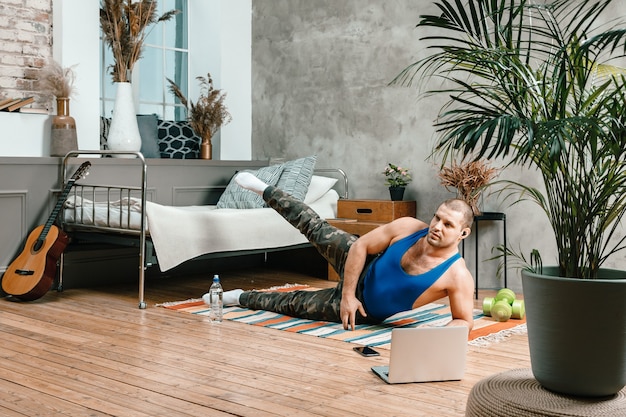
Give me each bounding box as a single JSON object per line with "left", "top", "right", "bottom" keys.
{"left": 216, "top": 164, "right": 285, "bottom": 209}
{"left": 137, "top": 114, "right": 160, "bottom": 158}
{"left": 275, "top": 155, "right": 317, "bottom": 201}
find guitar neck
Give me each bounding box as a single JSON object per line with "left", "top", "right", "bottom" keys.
{"left": 38, "top": 179, "right": 75, "bottom": 242}
{"left": 28, "top": 161, "right": 89, "bottom": 246}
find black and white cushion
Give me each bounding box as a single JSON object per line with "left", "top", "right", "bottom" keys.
{"left": 157, "top": 119, "right": 201, "bottom": 159}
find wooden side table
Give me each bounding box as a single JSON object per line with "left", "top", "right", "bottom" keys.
{"left": 336, "top": 199, "right": 417, "bottom": 222}
{"left": 326, "top": 199, "right": 416, "bottom": 281}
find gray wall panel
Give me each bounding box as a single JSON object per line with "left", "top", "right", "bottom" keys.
{"left": 0, "top": 192, "right": 27, "bottom": 269}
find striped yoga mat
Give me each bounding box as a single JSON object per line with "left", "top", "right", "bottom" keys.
{"left": 160, "top": 285, "right": 526, "bottom": 348}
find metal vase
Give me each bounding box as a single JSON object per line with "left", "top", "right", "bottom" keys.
{"left": 200, "top": 136, "right": 212, "bottom": 159}
{"left": 50, "top": 97, "right": 78, "bottom": 157}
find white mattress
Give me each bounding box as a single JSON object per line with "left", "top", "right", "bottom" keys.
{"left": 64, "top": 196, "right": 146, "bottom": 230}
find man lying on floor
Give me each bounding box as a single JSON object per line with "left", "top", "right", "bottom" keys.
{"left": 203, "top": 172, "right": 475, "bottom": 331}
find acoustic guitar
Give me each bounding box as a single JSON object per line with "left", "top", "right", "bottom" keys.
{"left": 2, "top": 161, "right": 91, "bottom": 301}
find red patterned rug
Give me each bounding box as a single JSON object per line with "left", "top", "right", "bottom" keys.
{"left": 159, "top": 285, "right": 526, "bottom": 349}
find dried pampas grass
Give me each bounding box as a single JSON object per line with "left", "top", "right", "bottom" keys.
{"left": 167, "top": 73, "right": 232, "bottom": 141}
{"left": 439, "top": 159, "right": 499, "bottom": 214}
{"left": 100, "top": 0, "right": 179, "bottom": 82}
{"left": 39, "top": 60, "right": 76, "bottom": 98}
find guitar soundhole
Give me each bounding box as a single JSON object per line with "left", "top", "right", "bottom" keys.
{"left": 33, "top": 239, "right": 44, "bottom": 252}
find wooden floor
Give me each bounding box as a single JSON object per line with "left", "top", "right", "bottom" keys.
{"left": 0, "top": 266, "right": 530, "bottom": 417}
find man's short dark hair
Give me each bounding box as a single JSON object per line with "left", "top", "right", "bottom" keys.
{"left": 442, "top": 199, "right": 474, "bottom": 229}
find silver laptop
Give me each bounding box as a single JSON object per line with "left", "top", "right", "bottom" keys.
{"left": 371, "top": 326, "right": 468, "bottom": 384}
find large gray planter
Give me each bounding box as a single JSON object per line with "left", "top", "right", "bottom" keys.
{"left": 522, "top": 267, "right": 626, "bottom": 397}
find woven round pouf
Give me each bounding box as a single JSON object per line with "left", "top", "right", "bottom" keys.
{"left": 466, "top": 368, "right": 626, "bottom": 416}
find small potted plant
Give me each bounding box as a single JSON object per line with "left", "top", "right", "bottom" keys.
{"left": 383, "top": 163, "right": 412, "bottom": 201}
{"left": 168, "top": 73, "right": 232, "bottom": 159}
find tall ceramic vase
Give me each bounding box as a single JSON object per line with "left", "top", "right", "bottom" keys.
{"left": 50, "top": 97, "right": 78, "bottom": 157}
{"left": 107, "top": 82, "right": 141, "bottom": 157}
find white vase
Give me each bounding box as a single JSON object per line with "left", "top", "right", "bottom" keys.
{"left": 107, "top": 82, "right": 141, "bottom": 158}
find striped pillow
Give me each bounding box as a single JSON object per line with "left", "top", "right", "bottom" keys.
{"left": 275, "top": 155, "right": 317, "bottom": 201}
{"left": 216, "top": 164, "right": 285, "bottom": 209}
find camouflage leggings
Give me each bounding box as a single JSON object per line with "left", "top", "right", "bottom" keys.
{"left": 239, "top": 186, "right": 377, "bottom": 324}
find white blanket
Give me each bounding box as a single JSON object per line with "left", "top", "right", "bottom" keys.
{"left": 145, "top": 190, "right": 338, "bottom": 271}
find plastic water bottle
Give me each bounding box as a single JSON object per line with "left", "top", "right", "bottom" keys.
{"left": 208, "top": 274, "right": 223, "bottom": 323}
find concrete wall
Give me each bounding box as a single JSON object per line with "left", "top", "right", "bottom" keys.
{"left": 250, "top": 0, "right": 532, "bottom": 291}
{"left": 252, "top": 1, "right": 438, "bottom": 206}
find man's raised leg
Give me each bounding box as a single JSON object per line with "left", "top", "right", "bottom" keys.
{"left": 235, "top": 172, "right": 357, "bottom": 272}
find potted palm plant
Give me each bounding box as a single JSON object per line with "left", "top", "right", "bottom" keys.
{"left": 394, "top": 0, "right": 626, "bottom": 396}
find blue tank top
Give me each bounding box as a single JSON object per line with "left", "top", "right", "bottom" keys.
{"left": 361, "top": 228, "right": 461, "bottom": 320}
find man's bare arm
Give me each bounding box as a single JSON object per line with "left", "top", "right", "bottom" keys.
{"left": 445, "top": 267, "right": 475, "bottom": 331}
{"left": 340, "top": 239, "right": 369, "bottom": 330}
{"left": 340, "top": 217, "right": 427, "bottom": 330}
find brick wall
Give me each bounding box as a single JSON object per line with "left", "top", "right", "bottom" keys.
{"left": 0, "top": 0, "right": 52, "bottom": 102}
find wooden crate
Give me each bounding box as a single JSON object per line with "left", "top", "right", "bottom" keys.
{"left": 337, "top": 199, "right": 416, "bottom": 222}
{"left": 327, "top": 218, "right": 383, "bottom": 238}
